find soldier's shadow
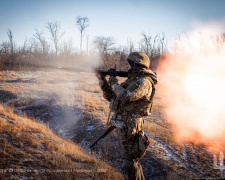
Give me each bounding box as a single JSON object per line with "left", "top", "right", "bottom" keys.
{"left": 140, "top": 151, "right": 169, "bottom": 179}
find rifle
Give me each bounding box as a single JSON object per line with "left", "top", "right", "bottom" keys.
{"left": 90, "top": 126, "right": 116, "bottom": 149}
{"left": 95, "top": 65, "right": 128, "bottom": 77}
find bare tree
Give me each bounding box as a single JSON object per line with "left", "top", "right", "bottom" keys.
{"left": 93, "top": 36, "right": 115, "bottom": 55}
{"left": 158, "top": 33, "right": 166, "bottom": 55}
{"left": 76, "top": 16, "right": 89, "bottom": 55}
{"left": 33, "top": 28, "right": 49, "bottom": 54}
{"left": 141, "top": 33, "right": 152, "bottom": 56}
{"left": 127, "top": 38, "right": 136, "bottom": 53}
{"left": 60, "top": 39, "right": 73, "bottom": 56}
{"left": 45, "top": 21, "right": 64, "bottom": 56}
{"left": 28, "top": 38, "right": 40, "bottom": 56}
{"left": 0, "top": 41, "right": 10, "bottom": 55}
{"left": 7, "top": 29, "right": 14, "bottom": 54}
{"left": 140, "top": 33, "right": 161, "bottom": 58}
{"left": 92, "top": 36, "right": 116, "bottom": 69}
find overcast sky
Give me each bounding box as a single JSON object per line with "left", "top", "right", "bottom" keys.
{"left": 1, "top": 0, "right": 225, "bottom": 50}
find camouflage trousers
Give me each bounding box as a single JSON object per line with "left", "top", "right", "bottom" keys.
{"left": 115, "top": 115, "right": 148, "bottom": 180}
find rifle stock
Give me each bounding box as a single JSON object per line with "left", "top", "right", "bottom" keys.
{"left": 90, "top": 126, "right": 116, "bottom": 149}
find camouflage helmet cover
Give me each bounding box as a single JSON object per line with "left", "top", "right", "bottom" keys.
{"left": 126, "top": 52, "right": 150, "bottom": 68}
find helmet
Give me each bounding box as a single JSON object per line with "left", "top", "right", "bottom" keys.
{"left": 126, "top": 52, "right": 150, "bottom": 69}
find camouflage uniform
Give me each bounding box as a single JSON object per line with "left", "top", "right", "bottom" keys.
{"left": 98, "top": 52, "right": 157, "bottom": 180}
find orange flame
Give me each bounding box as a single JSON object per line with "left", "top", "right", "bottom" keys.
{"left": 157, "top": 24, "right": 225, "bottom": 151}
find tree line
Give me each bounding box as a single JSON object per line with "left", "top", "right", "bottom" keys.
{"left": 0, "top": 16, "right": 167, "bottom": 71}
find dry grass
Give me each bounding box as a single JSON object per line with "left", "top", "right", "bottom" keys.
{"left": 0, "top": 104, "right": 123, "bottom": 179}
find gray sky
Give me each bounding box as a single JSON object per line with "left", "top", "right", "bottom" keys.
{"left": 1, "top": 0, "right": 225, "bottom": 50}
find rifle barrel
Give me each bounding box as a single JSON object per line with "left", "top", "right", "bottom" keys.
{"left": 96, "top": 69, "right": 128, "bottom": 77}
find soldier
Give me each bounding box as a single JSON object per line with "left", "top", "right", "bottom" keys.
{"left": 96, "top": 52, "right": 158, "bottom": 180}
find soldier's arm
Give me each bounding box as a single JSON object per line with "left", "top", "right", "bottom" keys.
{"left": 96, "top": 74, "right": 114, "bottom": 102}
{"left": 111, "top": 78, "right": 152, "bottom": 103}
{"left": 101, "top": 82, "right": 113, "bottom": 102}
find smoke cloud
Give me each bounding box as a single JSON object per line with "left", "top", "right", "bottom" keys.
{"left": 157, "top": 20, "right": 225, "bottom": 151}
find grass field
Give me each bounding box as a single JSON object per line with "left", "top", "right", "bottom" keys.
{"left": 0, "top": 69, "right": 224, "bottom": 179}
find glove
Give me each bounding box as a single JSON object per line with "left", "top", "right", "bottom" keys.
{"left": 95, "top": 72, "right": 104, "bottom": 80}
{"left": 95, "top": 73, "right": 106, "bottom": 87}
{"left": 109, "top": 76, "right": 118, "bottom": 86}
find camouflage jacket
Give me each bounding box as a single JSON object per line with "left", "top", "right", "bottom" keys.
{"left": 101, "top": 67, "right": 158, "bottom": 124}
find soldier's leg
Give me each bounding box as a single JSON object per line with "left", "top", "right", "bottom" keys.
{"left": 124, "top": 159, "right": 145, "bottom": 180}
{"left": 127, "top": 116, "right": 145, "bottom": 180}
{"left": 116, "top": 116, "right": 146, "bottom": 180}
{"left": 135, "top": 160, "right": 145, "bottom": 180}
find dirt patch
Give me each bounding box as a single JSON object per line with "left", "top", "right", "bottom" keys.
{"left": 4, "top": 78, "right": 35, "bottom": 83}
{"left": 0, "top": 90, "right": 17, "bottom": 103}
